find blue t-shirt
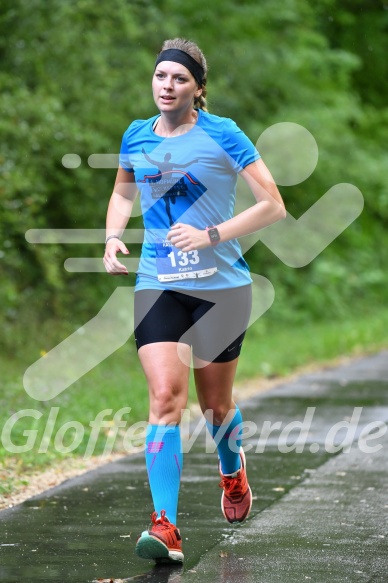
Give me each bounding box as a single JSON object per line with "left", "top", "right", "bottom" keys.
{"left": 119, "top": 109, "right": 260, "bottom": 291}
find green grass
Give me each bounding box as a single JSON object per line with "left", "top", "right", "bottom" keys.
{"left": 1, "top": 304, "right": 388, "bottom": 491}
{"left": 236, "top": 306, "right": 388, "bottom": 380}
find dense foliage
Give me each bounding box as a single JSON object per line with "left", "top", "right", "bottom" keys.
{"left": 1, "top": 0, "right": 387, "bottom": 346}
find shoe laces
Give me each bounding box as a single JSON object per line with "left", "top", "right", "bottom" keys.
{"left": 150, "top": 509, "right": 175, "bottom": 532}
{"left": 219, "top": 470, "right": 246, "bottom": 498}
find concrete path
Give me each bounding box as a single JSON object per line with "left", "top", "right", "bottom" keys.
{"left": 1, "top": 352, "right": 387, "bottom": 582}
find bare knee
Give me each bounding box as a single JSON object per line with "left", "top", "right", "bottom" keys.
{"left": 201, "top": 401, "right": 236, "bottom": 426}
{"left": 149, "top": 384, "right": 187, "bottom": 425}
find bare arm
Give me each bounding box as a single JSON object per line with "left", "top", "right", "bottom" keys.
{"left": 216, "top": 158, "right": 285, "bottom": 241}
{"left": 167, "top": 158, "right": 286, "bottom": 251}
{"left": 103, "top": 166, "right": 138, "bottom": 275}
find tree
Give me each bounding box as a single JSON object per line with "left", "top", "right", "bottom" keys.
{"left": 0, "top": 0, "right": 386, "bottom": 341}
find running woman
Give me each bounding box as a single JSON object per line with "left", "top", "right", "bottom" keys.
{"left": 103, "top": 38, "right": 286, "bottom": 564}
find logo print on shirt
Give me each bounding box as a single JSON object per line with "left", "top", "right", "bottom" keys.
{"left": 139, "top": 149, "right": 206, "bottom": 225}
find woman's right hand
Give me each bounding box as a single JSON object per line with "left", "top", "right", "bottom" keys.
{"left": 103, "top": 238, "right": 130, "bottom": 275}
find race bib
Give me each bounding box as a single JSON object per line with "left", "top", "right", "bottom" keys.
{"left": 155, "top": 239, "right": 217, "bottom": 282}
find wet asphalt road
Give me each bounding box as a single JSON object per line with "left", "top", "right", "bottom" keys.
{"left": 1, "top": 351, "right": 388, "bottom": 582}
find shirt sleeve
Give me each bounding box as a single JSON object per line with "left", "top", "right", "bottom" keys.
{"left": 119, "top": 129, "right": 134, "bottom": 173}
{"left": 222, "top": 118, "right": 261, "bottom": 172}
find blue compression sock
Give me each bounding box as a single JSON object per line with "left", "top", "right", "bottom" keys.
{"left": 145, "top": 424, "right": 183, "bottom": 525}
{"left": 206, "top": 406, "right": 243, "bottom": 475}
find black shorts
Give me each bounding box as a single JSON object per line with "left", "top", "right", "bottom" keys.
{"left": 134, "top": 285, "right": 252, "bottom": 363}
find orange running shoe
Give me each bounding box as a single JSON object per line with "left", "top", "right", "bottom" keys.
{"left": 135, "top": 510, "right": 184, "bottom": 563}
{"left": 219, "top": 448, "right": 252, "bottom": 523}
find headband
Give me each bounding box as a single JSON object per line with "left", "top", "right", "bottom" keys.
{"left": 155, "top": 48, "right": 204, "bottom": 87}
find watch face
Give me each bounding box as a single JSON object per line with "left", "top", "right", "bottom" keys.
{"left": 208, "top": 227, "right": 220, "bottom": 243}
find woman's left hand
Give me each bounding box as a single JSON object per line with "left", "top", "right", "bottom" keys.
{"left": 166, "top": 223, "right": 210, "bottom": 251}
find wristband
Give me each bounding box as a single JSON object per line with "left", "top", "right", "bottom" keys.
{"left": 105, "top": 234, "right": 121, "bottom": 245}
{"left": 206, "top": 226, "right": 220, "bottom": 246}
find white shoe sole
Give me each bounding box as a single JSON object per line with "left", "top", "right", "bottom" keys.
{"left": 135, "top": 531, "right": 184, "bottom": 563}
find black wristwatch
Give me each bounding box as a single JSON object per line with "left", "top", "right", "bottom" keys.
{"left": 206, "top": 226, "right": 221, "bottom": 246}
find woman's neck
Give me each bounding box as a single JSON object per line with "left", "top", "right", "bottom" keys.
{"left": 154, "top": 108, "right": 198, "bottom": 138}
